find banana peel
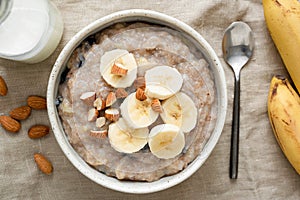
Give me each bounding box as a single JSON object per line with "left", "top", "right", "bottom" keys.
{"left": 264, "top": 0, "right": 300, "bottom": 175}
{"left": 263, "top": 0, "right": 300, "bottom": 93}
{"left": 268, "top": 75, "right": 300, "bottom": 174}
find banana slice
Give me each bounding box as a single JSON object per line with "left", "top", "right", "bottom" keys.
{"left": 100, "top": 49, "right": 137, "bottom": 88}
{"left": 120, "top": 92, "right": 159, "bottom": 128}
{"left": 148, "top": 124, "right": 185, "bottom": 159}
{"left": 145, "top": 65, "right": 183, "bottom": 100}
{"left": 108, "top": 118, "right": 148, "bottom": 154}
{"left": 160, "top": 92, "right": 197, "bottom": 132}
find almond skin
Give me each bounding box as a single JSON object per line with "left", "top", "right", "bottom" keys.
{"left": 151, "top": 99, "right": 163, "bottom": 113}
{"left": 89, "top": 130, "right": 108, "bottom": 139}
{"left": 9, "top": 106, "right": 31, "bottom": 120}
{"left": 136, "top": 88, "right": 147, "bottom": 101}
{"left": 27, "top": 95, "right": 47, "bottom": 110}
{"left": 106, "top": 92, "right": 117, "bottom": 107}
{"left": 105, "top": 108, "right": 120, "bottom": 122}
{"left": 111, "top": 63, "right": 128, "bottom": 76}
{"left": 0, "top": 76, "right": 8, "bottom": 96}
{"left": 80, "top": 91, "right": 96, "bottom": 106}
{"left": 134, "top": 77, "right": 146, "bottom": 90}
{"left": 0, "top": 116, "right": 21, "bottom": 133}
{"left": 28, "top": 125, "right": 50, "bottom": 139}
{"left": 34, "top": 153, "right": 53, "bottom": 175}
{"left": 115, "top": 88, "right": 128, "bottom": 99}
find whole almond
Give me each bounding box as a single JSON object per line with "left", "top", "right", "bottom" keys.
{"left": 27, "top": 95, "right": 47, "bottom": 110}
{"left": 0, "top": 76, "right": 8, "bottom": 96}
{"left": 28, "top": 125, "right": 50, "bottom": 139}
{"left": 9, "top": 106, "right": 31, "bottom": 120}
{"left": 0, "top": 116, "right": 21, "bottom": 133}
{"left": 34, "top": 153, "right": 53, "bottom": 175}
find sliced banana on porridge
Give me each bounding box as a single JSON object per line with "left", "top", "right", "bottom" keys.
{"left": 160, "top": 92, "right": 198, "bottom": 132}
{"left": 108, "top": 118, "right": 148, "bottom": 154}
{"left": 120, "top": 92, "right": 159, "bottom": 129}
{"left": 145, "top": 65, "right": 183, "bottom": 100}
{"left": 148, "top": 124, "right": 185, "bottom": 159}
{"left": 100, "top": 49, "right": 138, "bottom": 88}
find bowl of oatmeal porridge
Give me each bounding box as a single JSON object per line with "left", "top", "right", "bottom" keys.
{"left": 47, "top": 9, "right": 227, "bottom": 193}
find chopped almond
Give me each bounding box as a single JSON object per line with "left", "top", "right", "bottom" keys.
{"left": 136, "top": 88, "right": 147, "bottom": 101}
{"left": 89, "top": 130, "right": 108, "bottom": 139}
{"left": 88, "top": 108, "right": 99, "bottom": 122}
{"left": 106, "top": 92, "right": 117, "bottom": 107}
{"left": 94, "top": 97, "right": 106, "bottom": 110}
{"left": 111, "top": 62, "right": 128, "bottom": 76}
{"left": 96, "top": 117, "right": 106, "bottom": 128}
{"left": 105, "top": 108, "right": 120, "bottom": 122}
{"left": 134, "top": 77, "right": 146, "bottom": 90}
{"left": 80, "top": 91, "right": 96, "bottom": 106}
{"left": 115, "top": 88, "right": 128, "bottom": 99}
{"left": 151, "top": 99, "right": 163, "bottom": 113}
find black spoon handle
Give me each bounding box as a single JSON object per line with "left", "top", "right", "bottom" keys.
{"left": 230, "top": 76, "right": 240, "bottom": 179}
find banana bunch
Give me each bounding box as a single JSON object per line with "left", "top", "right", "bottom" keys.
{"left": 263, "top": 0, "right": 300, "bottom": 93}
{"left": 268, "top": 76, "right": 300, "bottom": 174}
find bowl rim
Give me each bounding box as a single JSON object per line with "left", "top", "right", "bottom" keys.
{"left": 47, "top": 9, "right": 227, "bottom": 194}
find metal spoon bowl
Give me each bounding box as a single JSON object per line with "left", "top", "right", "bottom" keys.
{"left": 222, "top": 21, "right": 254, "bottom": 179}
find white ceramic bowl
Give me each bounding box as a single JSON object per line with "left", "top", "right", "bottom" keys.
{"left": 47, "top": 9, "right": 227, "bottom": 194}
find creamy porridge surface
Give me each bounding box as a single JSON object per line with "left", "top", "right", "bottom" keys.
{"left": 58, "top": 23, "right": 217, "bottom": 182}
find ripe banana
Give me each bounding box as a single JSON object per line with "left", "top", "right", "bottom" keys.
{"left": 108, "top": 118, "right": 148, "bottom": 153}
{"left": 120, "top": 92, "right": 159, "bottom": 128}
{"left": 160, "top": 92, "right": 198, "bottom": 132}
{"left": 263, "top": 0, "right": 300, "bottom": 93}
{"left": 145, "top": 65, "right": 183, "bottom": 100}
{"left": 100, "top": 49, "right": 137, "bottom": 88}
{"left": 148, "top": 124, "right": 185, "bottom": 159}
{"left": 267, "top": 75, "right": 300, "bottom": 175}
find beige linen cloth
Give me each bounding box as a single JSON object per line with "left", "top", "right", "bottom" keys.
{"left": 0, "top": 0, "right": 299, "bottom": 199}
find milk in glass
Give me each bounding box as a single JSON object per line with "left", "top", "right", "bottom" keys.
{"left": 0, "top": 0, "right": 63, "bottom": 63}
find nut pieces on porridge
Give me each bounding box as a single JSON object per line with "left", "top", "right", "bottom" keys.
{"left": 80, "top": 49, "right": 197, "bottom": 159}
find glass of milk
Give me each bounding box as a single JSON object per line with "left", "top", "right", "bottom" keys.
{"left": 0, "top": 0, "right": 64, "bottom": 63}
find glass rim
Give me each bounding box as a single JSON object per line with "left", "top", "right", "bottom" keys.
{"left": 0, "top": 0, "right": 13, "bottom": 24}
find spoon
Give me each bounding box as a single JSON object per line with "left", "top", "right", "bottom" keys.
{"left": 222, "top": 21, "right": 254, "bottom": 179}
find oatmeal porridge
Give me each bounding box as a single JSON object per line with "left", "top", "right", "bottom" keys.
{"left": 57, "top": 22, "right": 217, "bottom": 182}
